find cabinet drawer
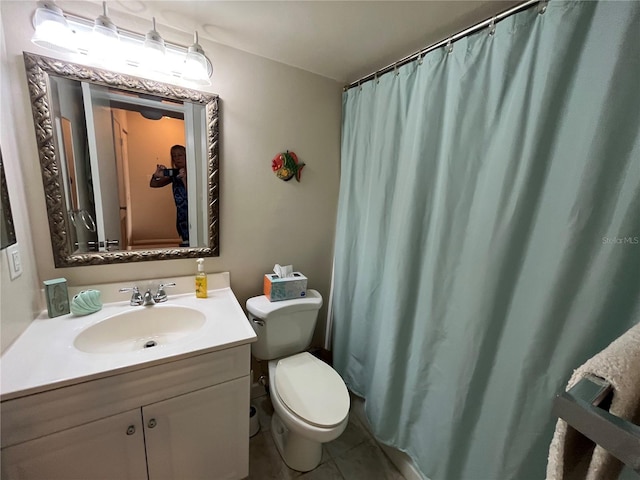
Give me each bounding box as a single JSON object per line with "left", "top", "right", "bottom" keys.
{"left": 1, "top": 345, "right": 250, "bottom": 448}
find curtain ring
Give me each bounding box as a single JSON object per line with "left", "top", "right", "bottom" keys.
{"left": 374, "top": 73, "right": 379, "bottom": 84}
{"left": 488, "top": 17, "right": 496, "bottom": 36}
{"left": 358, "top": 80, "right": 362, "bottom": 91}
{"left": 394, "top": 64, "right": 399, "bottom": 77}
{"left": 538, "top": 0, "right": 548, "bottom": 14}
{"left": 446, "top": 37, "right": 454, "bottom": 54}
{"left": 417, "top": 52, "right": 423, "bottom": 66}
{"left": 69, "top": 210, "right": 77, "bottom": 227}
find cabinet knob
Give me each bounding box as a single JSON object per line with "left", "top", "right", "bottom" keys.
{"left": 148, "top": 418, "right": 157, "bottom": 428}
{"left": 126, "top": 425, "right": 136, "bottom": 435}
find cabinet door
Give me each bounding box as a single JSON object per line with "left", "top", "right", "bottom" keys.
{"left": 144, "top": 376, "right": 250, "bottom": 480}
{"left": 1, "top": 408, "right": 147, "bottom": 480}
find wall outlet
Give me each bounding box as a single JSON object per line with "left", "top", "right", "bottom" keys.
{"left": 5, "top": 243, "right": 23, "bottom": 280}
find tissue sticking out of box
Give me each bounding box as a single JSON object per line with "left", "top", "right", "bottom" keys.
{"left": 264, "top": 265, "right": 308, "bottom": 302}
{"left": 274, "top": 264, "right": 294, "bottom": 278}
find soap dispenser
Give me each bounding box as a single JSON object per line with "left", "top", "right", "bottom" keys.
{"left": 196, "top": 258, "right": 207, "bottom": 298}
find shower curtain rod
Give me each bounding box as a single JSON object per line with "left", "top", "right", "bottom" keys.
{"left": 344, "top": 0, "right": 543, "bottom": 91}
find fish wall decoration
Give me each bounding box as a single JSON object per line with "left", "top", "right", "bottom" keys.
{"left": 272, "top": 150, "right": 304, "bottom": 182}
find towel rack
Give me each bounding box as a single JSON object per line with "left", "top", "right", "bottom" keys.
{"left": 553, "top": 374, "right": 640, "bottom": 474}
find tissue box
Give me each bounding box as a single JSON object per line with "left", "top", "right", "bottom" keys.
{"left": 263, "top": 272, "right": 308, "bottom": 302}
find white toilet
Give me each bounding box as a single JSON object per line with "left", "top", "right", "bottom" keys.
{"left": 246, "top": 289, "right": 350, "bottom": 472}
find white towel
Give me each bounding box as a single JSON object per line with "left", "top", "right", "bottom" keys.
{"left": 546, "top": 321, "right": 640, "bottom": 480}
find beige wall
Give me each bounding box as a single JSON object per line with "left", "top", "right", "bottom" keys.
{"left": 0, "top": 14, "right": 43, "bottom": 352}
{"left": 0, "top": 1, "right": 342, "bottom": 352}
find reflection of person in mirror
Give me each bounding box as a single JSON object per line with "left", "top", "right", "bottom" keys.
{"left": 150, "top": 145, "right": 189, "bottom": 246}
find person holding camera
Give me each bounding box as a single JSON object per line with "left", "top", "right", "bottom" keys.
{"left": 150, "top": 144, "right": 189, "bottom": 246}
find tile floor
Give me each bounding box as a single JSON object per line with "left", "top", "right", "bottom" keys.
{"left": 246, "top": 393, "right": 406, "bottom": 480}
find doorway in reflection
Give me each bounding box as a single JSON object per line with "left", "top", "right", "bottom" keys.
{"left": 115, "top": 111, "right": 185, "bottom": 249}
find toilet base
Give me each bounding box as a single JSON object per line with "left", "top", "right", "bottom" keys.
{"left": 271, "top": 413, "right": 322, "bottom": 472}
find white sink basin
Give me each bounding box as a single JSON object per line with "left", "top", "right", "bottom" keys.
{"left": 74, "top": 305, "right": 206, "bottom": 354}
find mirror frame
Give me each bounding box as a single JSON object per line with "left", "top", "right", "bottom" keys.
{"left": 1, "top": 148, "right": 18, "bottom": 250}
{"left": 23, "top": 52, "right": 219, "bottom": 267}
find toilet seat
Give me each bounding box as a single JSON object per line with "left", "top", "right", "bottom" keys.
{"left": 274, "top": 352, "right": 349, "bottom": 428}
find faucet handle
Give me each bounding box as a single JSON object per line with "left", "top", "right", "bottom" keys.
{"left": 153, "top": 282, "right": 176, "bottom": 303}
{"left": 119, "top": 286, "right": 143, "bottom": 306}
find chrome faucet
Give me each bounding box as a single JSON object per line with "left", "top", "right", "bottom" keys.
{"left": 119, "top": 282, "right": 176, "bottom": 306}
{"left": 142, "top": 289, "right": 155, "bottom": 306}
{"left": 119, "top": 286, "right": 144, "bottom": 306}
{"left": 153, "top": 282, "right": 176, "bottom": 303}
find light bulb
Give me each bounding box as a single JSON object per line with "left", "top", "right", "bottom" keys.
{"left": 142, "top": 17, "right": 168, "bottom": 74}
{"left": 182, "top": 31, "right": 212, "bottom": 85}
{"left": 31, "top": 1, "right": 76, "bottom": 53}
{"left": 90, "top": 2, "right": 121, "bottom": 65}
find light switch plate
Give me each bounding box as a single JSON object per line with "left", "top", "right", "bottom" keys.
{"left": 6, "top": 243, "right": 23, "bottom": 280}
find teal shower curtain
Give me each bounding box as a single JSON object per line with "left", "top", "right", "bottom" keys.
{"left": 332, "top": 2, "right": 640, "bottom": 479}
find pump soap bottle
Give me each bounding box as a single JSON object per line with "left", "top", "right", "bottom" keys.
{"left": 196, "top": 258, "right": 207, "bottom": 298}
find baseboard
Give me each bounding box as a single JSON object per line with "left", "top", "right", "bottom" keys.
{"left": 379, "top": 442, "right": 426, "bottom": 480}
{"left": 350, "top": 394, "right": 427, "bottom": 480}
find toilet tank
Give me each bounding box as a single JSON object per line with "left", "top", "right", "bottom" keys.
{"left": 246, "top": 289, "right": 323, "bottom": 361}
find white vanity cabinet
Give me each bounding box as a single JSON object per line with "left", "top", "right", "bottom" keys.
{"left": 1, "top": 345, "right": 251, "bottom": 480}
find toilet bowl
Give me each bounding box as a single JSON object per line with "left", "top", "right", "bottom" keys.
{"left": 246, "top": 290, "right": 350, "bottom": 471}
{"left": 268, "top": 352, "right": 350, "bottom": 472}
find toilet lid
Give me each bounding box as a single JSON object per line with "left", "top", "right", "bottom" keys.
{"left": 275, "top": 352, "right": 350, "bottom": 428}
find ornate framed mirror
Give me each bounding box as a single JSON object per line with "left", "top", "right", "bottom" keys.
{"left": 23, "top": 52, "right": 219, "bottom": 267}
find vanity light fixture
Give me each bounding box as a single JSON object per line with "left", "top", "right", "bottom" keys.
{"left": 89, "top": 2, "right": 120, "bottom": 64}
{"left": 182, "top": 31, "right": 212, "bottom": 86}
{"left": 31, "top": 0, "right": 76, "bottom": 53}
{"left": 29, "top": 4, "right": 214, "bottom": 86}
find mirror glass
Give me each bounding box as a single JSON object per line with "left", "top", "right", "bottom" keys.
{"left": 1, "top": 148, "right": 18, "bottom": 250}
{"left": 23, "top": 52, "right": 219, "bottom": 267}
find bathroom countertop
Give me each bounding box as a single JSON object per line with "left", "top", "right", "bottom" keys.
{"left": 1, "top": 285, "right": 256, "bottom": 401}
